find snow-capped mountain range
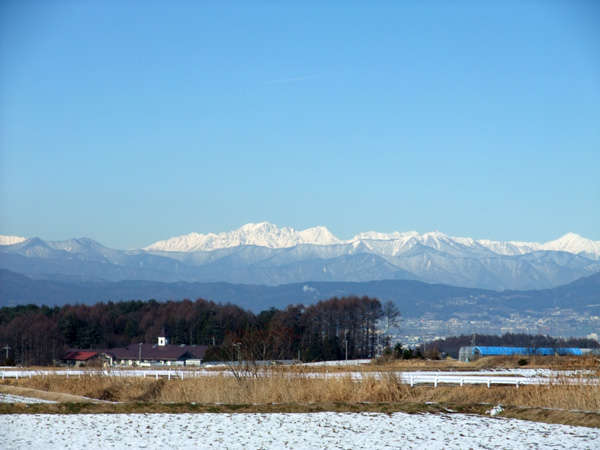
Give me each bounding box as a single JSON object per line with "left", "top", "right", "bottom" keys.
{"left": 143, "top": 222, "right": 600, "bottom": 259}
{"left": 1, "top": 223, "right": 599, "bottom": 291}
{"left": 144, "top": 223, "right": 341, "bottom": 252}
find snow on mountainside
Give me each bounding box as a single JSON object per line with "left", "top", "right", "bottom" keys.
{"left": 353, "top": 231, "right": 420, "bottom": 241}
{"left": 144, "top": 222, "right": 341, "bottom": 252}
{"left": 0, "top": 235, "right": 26, "bottom": 246}
{"left": 541, "top": 232, "right": 600, "bottom": 256}
{"left": 2, "top": 225, "right": 599, "bottom": 290}
{"left": 144, "top": 223, "right": 600, "bottom": 259}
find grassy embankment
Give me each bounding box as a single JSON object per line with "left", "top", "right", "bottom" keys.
{"left": 1, "top": 356, "right": 599, "bottom": 427}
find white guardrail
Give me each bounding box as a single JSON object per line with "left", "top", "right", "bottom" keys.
{"left": 1, "top": 369, "right": 598, "bottom": 387}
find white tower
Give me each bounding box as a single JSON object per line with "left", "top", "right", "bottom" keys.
{"left": 158, "top": 328, "right": 168, "bottom": 346}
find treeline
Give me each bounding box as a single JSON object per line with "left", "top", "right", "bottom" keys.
{"left": 0, "top": 296, "right": 385, "bottom": 365}
{"left": 424, "top": 333, "right": 600, "bottom": 358}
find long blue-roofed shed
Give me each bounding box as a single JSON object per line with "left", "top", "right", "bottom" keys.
{"left": 458, "top": 346, "right": 584, "bottom": 362}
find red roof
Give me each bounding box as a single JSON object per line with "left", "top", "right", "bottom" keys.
{"left": 63, "top": 350, "right": 99, "bottom": 361}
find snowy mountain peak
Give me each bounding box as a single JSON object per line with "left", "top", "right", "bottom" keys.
{"left": 352, "top": 231, "right": 419, "bottom": 241}
{"left": 542, "top": 232, "right": 600, "bottom": 256}
{"left": 547, "top": 232, "right": 584, "bottom": 245}
{"left": 422, "top": 231, "right": 447, "bottom": 238}
{"left": 0, "top": 235, "right": 27, "bottom": 246}
{"left": 238, "top": 222, "right": 276, "bottom": 232}
{"left": 144, "top": 222, "right": 341, "bottom": 252}
{"left": 421, "top": 231, "right": 451, "bottom": 243}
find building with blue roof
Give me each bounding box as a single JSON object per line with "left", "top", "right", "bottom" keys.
{"left": 458, "top": 346, "right": 592, "bottom": 362}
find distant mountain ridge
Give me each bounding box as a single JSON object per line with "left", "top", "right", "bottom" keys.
{"left": 3, "top": 223, "right": 599, "bottom": 258}
{"left": 1, "top": 269, "right": 599, "bottom": 319}
{"left": 0, "top": 223, "right": 599, "bottom": 290}
{"left": 143, "top": 223, "right": 600, "bottom": 259}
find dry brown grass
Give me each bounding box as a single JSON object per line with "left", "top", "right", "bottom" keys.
{"left": 272, "top": 355, "right": 600, "bottom": 373}
{"left": 4, "top": 369, "right": 599, "bottom": 412}
{"left": 2, "top": 375, "right": 168, "bottom": 402}
{"left": 379, "top": 355, "right": 600, "bottom": 371}
{"left": 3, "top": 368, "right": 600, "bottom": 427}
{"left": 469, "top": 355, "right": 600, "bottom": 371}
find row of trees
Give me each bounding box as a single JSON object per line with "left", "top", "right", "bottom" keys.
{"left": 219, "top": 296, "right": 396, "bottom": 362}
{"left": 0, "top": 296, "right": 396, "bottom": 365}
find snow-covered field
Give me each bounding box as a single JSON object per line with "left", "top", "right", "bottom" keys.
{"left": 1, "top": 412, "right": 598, "bottom": 449}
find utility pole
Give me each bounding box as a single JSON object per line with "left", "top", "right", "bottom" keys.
{"left": 345, "top": 339, "right": 348, "bottom": 362}
{"left": 138, "top": 343, "right": 142, "bottom": 364}
{"left": 233, "top": 342, "right": 241, "bottom": 364}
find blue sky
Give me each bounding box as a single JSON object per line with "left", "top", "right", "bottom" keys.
{"left": 1, "top": 1, "right": 599, "bottom": 248}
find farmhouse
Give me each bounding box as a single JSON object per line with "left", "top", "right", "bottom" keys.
{"left": 62, "top": 350, "right": 101, "bottom": 367}
{"left": 63, "top": 333, "right": 208, "bottom": 367}
{"left": 104, "top": 342, "right": 207, "bottom": 367}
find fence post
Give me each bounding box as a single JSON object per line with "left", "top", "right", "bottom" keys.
{"left": 487, "top": 379, "right": 491, "bottom": 388}
{"left": 434, "top": 377, "right": 438, "bottom": 388}
{"left": 460, "top": 378, "right": 463, "bottom": 387}
{"left": 410, "top": 375, "right": 414, "bottom": 387}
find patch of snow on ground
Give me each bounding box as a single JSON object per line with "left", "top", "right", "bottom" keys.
{"left": 1, "top": 412, "right": 598, "bottom": 449}
{"left": 301, "top": 359, "right": 372, "bottom": 366}
{"left": 0, "top": 393, "right": 56, "bottom": 404}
